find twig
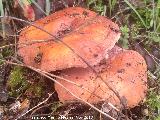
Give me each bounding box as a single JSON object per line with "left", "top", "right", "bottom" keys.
{"left": 144, "top": 48, "right": 160, "bottom": 67}
{"left": 111, "top": 7, "right": 130, "bottom": 19}
{"left": 16, "top": 92, "right": 54, "bottom": 120}
{"left": 0, "top": 38, "right": 53, "bottom": 49}
{"left": 30, "top": 103, "right": 53, "bottom": 117}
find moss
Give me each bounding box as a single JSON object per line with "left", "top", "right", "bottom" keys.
{"left": 26, "top": 84, "right": 44, "bottom": 98}
{"left": 0, "top": 45, "right": 14, "bottom": 65}
{"left": 8, "top": 66, "right": 29, "bottom": 97}
{"left": 8, "top": 66, "right": 45, "bottom": 98}
{"left": 2, "top": 47, "right": 14, "bottom": 58}
{"left": 25, "top": 79, "right": 45, "bottom": 98}
{"left": 51, "top": 102, "right": 62, "bottom": 112}
{"left": 34, "top": 85, "right": 43, "bottom": 97}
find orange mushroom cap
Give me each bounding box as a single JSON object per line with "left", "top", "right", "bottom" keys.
{"left": 55, "top": 48, "right": 147, "bottom": 108}
{"left": 18, "top": 7, "right": 120, "bottom": 72}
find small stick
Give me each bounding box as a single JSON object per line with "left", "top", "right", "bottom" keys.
{"left": 16, "top": 92, "right": 54, "bottom": 120}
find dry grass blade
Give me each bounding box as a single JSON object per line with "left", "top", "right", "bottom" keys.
{"left": 144, "top": 48, "right": 160, "bottom": 67}
{"left": 30, "top": 0, "right": 47, "bottom": 15}
{"left": 0, "top": 39, "right": 53, "bottom": 49}
{"left": 124, "top": 0, "right": 147, "bottom": 27}
{"left": 0, "top": 0, "right": 5, "bottom": 38}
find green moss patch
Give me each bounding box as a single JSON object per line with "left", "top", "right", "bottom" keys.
{"left": 7, "top": 66, "right": 29, "bottom": 97}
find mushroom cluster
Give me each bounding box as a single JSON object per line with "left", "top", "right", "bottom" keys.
{"left": 18, "top": 7, "right": 147, "bottom": 108}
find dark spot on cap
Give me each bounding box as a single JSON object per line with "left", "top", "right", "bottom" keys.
{"left": 56, "top": 24, "right": 71, "bottom": 38}
{"left": 131, "top": 79, "right": 135, "bottom": 83}
{"left": 72, "top": 13, "right": 80, "bottom": 17}
{"left": 81, "top": 93, "right": 84, "bottom": 95}
{"left": 83, "top": 11, "right": 89, "bottom": 16}
{"left": 79, "top": 32, "right": 85, "bottom": 34}
{"left": 34, "top": 53, "right": 43, "bottom": 64}
{"left": 109, "top": 25, "right": 120, "bottom": 33}
{"left": 117, "top": 69, "right": 125, "bottom": 73}
{"left": 126, "top": 63, "right": 131, "bottom": 67}
{"left": 89, "top": 76, "right": 94, "bottom": 80}
{"left": 93, "top": 54, "right": 98, "bottom": 58}
{"left": 117, "top": 75, "right": 123, "bottom": 80}
{"left": 45, "top": 19, "right": 51, "bottom": 24}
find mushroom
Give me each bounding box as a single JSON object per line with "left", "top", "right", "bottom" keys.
{"left": 55, "top": 48, "right": 147, "bottom": 108}
{"left": 18, "top": 7, "right": 148, "bottom": 109}
{"left": 18, "top": 7, "right": 120, "bottom": 72}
